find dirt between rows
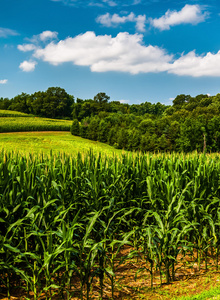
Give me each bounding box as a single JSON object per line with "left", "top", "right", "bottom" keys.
{"left": 1, "top": 246, "right": 220, "bottom": 299}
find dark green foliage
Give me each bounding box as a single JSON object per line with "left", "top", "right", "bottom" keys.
{"left": 94, "top": 92, "right": 110, "bottom": 104}
{"left": 79, "top": 120, "right": 88, "bottom": 138}
{"left": 107, "top": 126, "right": 118, "bottom": 145}
{"left": 87, "top": 116, "right": 100, "bottom": 140}
{"left": 127, "top": 129, "right": 141, "bottom": 151}
{"left": 0, "top": 97, "right": 10, "bottom": 110}
{"left": 98, "top": 119, "right": 109, "bottom": 143}
{"left": 1, "top": 87, "right": 74, "bottom": 119}
{"left": 117, "top": 128, "right": 128, "bottom": 149}
{"left": 72, "top": 92, "right": 220, "bottom": 153}
{"left": 70, "top": 119, "right": 80, "bottom": 136}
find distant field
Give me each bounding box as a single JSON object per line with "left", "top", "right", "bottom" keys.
{"left": 0, "top": 115, "right": 72, "bottom": 132}
{"left": 0, "top": 131, "right": 126, "bottom": 156}
{"left": 0, "top": 109, "right": 126, "bottom": 155}
{"left": 0, "top": 109, "right": 30, "bottom": 117}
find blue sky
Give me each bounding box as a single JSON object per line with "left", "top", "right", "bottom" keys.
{"left": 1, "top": 0, "right": 220, "bottom": 104}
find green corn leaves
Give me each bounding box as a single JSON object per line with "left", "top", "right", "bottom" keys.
{"left": 1, "top": 150, "right": 220, "bottom": 298}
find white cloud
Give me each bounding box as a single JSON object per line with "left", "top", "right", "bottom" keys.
{"left": 169, "top": 50, "right": 220, "bottom": 77}
{"left": 17, "top": 44, "right": 37, "bottom": 52}
{"left": 18, "top": 30, "right": 220, "bottom": 78}
{"left": 102, "top": 0, "right": 117, "bottom": 7}
{"left": 39, "top": 31, "right": 58, "bottom": 41}
{"left": 18, "top": 31, "right": 58, "bottom": 52}
{"left": 0, "top": 27, "right": 18, "bottom": 38}
{"left": 135, "top": 14, "right": 146, "bottom": 32}
{"left": 50, "top": 0, "right": 117, "bottom": 7}
{"left": 51, "top": 0, "right": 140, "bottom": 7}
{"left": 150, "top": 4, "right": 208, "bottom": 30}
{"left": 25, "top": 31, "right": 58, "bottom": 44}
{"left": 33, "top": 31, "right": 172, "bottom": 74}
{"left": 96, "top": 12, "right": 146, "bottom": 32}
{"left": 96, "top": 12, "right": 135, "bottom": 26}
{"left": 119, "top": 99, "right": 130, "bottom": 103}
{"left": 0, "top": 79, "right": 8, "bottom": 84}
{"left": 19, "top": 60, "right": 37, "bottom": 72}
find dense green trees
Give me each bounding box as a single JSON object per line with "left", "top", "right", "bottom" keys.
{"left": 0, "top": 87, "right": 74, "bottom": 119}
{"left": 70, "top": 119, "right": 80, "bottom": 136}
{"left": 70, "top": 93, "right": 220, "bottom": 153}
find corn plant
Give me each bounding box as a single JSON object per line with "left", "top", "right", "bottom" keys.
{"left": 1, "top": 150, "right": 220, "bottom": 298}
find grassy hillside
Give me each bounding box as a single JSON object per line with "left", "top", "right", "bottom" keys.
{"left": 0, "top": 131, "right": 126, "bottom": 156}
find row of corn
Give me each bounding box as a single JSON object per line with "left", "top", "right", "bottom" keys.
{"left": 0, "top": 117, "right": 72, "bottom": 132}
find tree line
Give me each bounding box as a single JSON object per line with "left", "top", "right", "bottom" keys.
{"left": 2, "top": 87, "right": 220, "bottom": 152}
{"left": 0, "top": 87, "right": 74, "bottom": 119}
{"left": 0, "top": 88, "right": 167, "bottom": 120}
{"left": 71, "top": 93, "right": 220, "bottom": 152}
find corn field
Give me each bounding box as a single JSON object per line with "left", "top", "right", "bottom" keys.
{"left": 0, "top": 110, "right": 30, "bottom": 118}
{"left": 1, "top": 150, "right": 220, "bottom": 299}
{"left": 0, "top": 117, "right": 72, "bottom": 132}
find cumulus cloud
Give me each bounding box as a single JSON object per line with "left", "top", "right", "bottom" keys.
{"left": 25, "top": 30, "right": 58, "bottom": 44}
{"left": 39, "top": 30, "right": 58, "bottom": 41}
{"left": 18, "top": 31, "right": 58, "bottom": 53}
{"left": 169, "top": 50, "right": 220, "bottom": 77}
{"left": 150, "top": 4, "right": 208, "bottom": 30}
{"left": 19, "top": 60, "right": 37, "bottom": 72}
{"left": 17, "top": 44, "right": 37, "bottom": 52}
{"left": 18, "top": 30, "right": 220, "bottom": 78}
{"left": 96, "top": 12, "right": 135, "bottom": 26}
{"left": 96, "top": 12, "right": 146, "bottom": 32}
{"left": 135, "top": 14, "right": 146, "bottom": 32}
{"left": 32, "top": 31, "right": 172, "bottom": 74}
{"left": 0, "top": 27, "right": 18, "bottom": 38}
{"left": 0, "top": 79, "right": 8, "bottom": 84}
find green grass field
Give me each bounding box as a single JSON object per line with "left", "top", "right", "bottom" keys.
{"left": 0, "top": 131, "right": 126, "bottom": 156}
